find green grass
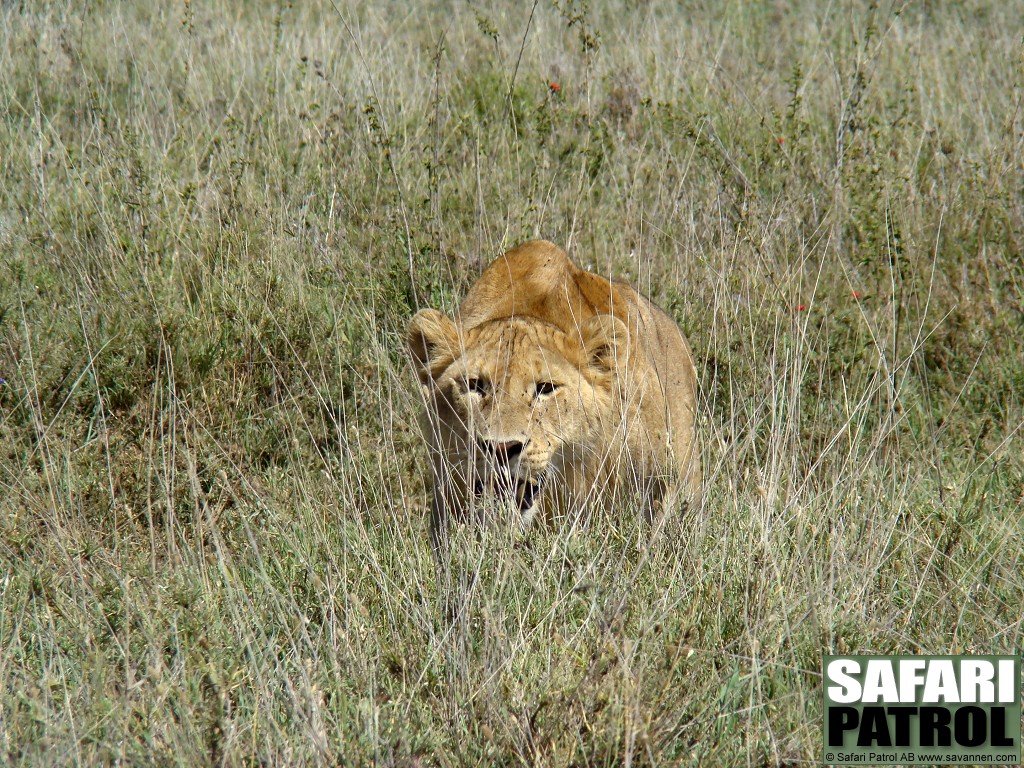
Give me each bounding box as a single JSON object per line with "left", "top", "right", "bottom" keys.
{"left": 2, "top": 1, "right": 1022, "bottom": 764}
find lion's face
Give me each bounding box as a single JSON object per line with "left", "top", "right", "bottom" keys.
{"left": 409, "top": 311, "right": 621, "bottom": 524}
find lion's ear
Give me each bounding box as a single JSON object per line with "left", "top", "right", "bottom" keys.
{"left": 408, "top": 309, "right": 459, "bottom": 384}
{"left": 580, "top": 314, "right": 630, "bottom": 373}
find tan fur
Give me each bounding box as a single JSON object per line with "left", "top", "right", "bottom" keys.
{"left": 408, "top": 240, "right": 700, "bottom": 543}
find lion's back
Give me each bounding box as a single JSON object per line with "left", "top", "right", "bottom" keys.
{"left": 457, "top": 240, "right": 626, "bottom": 332}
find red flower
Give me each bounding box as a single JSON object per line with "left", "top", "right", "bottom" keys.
{"left": 851, "top": 291, "right": 862, "bottom": 299}
{"left": 549, "top": 82, "right": 561, "bottom": 92}
{"left": 795, "top": 304, "right": 807, "bottom": 312}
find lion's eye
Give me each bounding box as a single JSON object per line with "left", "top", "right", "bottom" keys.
{"left": 535, "top": 381, "right": 559, "bottom": 396}
{"left": 465, "top": 377, "right": 488, "bottom": 395}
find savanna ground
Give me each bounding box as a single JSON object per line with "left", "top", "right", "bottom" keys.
{"left": 2, "top": 1, "right": 1023, "bottom": 765}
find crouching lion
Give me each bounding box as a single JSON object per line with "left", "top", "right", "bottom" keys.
{"left": 408, "top": 240, "right": 700, "bottom": 546}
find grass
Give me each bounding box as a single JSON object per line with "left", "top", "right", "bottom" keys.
{"left": 1, "top": 0, "right": 1022, "bottom": 764}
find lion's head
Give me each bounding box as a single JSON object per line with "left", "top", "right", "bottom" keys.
{"left": 408, "top": 308, "right": 630, "bottom": 525}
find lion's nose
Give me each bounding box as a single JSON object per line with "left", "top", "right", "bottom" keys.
{"left": 482, "top": 439, "right": 526, "bottom": 463}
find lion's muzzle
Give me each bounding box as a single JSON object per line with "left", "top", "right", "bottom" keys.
{"left": 472, "top": 437, "right": 547, "bottom": 521}
{"left": 479, "top": 437, "right": 526, "bottom": 463}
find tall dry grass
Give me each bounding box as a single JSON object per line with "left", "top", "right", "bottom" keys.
{"left": 1, "top": 1, "right": 1022, "bottom": 764}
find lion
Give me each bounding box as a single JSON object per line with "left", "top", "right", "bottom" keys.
{"left": 407, "top": 240, "right": 700, "bottom": 546}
